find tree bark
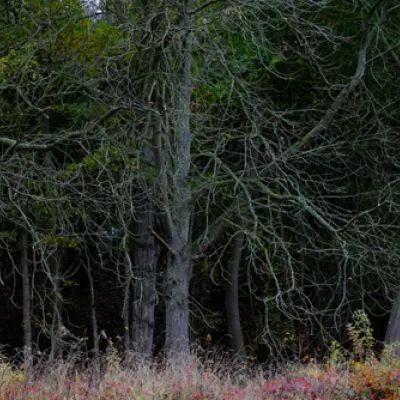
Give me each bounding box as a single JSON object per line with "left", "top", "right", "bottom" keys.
{"left": 50, "top": 248, "right": 62, "bottom": 361}
{"left": 165, "top": 247, "right": 191, "bottom": 358}
{"left": 87, "top": 264, "right": 99, "bottom": 358}
{"left": 225, "top": 231, "right": 246, "bottom": 360}
{"left": 123, "top": 260, "right": 131, "bottom": 354}
{"left": 18, "top": 230, "right": 32, "bottom": 372}
{"left": 130, "top": 203, "right": 158, "bottom": 359}
{"left": 385, "top": 293, "right": 400, "bottom": 343}
{"left": 163, "top": 0, "right": 195, "bottom": 360}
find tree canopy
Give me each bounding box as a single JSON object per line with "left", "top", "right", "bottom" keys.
{"left": 0, "top": 0, "right": 399, "bottom": 366}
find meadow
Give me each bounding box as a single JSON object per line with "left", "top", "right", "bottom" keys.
{"left": 1, "top": 344, "right": 400, "bottom": 400}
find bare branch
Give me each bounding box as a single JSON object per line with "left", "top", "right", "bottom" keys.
{"left": 0, "top": 107, "right": 123, "bottom": 153}
{"left": 291, "top": 0, "right": 386, "bottom": 150}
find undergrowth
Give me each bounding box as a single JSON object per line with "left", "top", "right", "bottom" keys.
{"left": 0, "top": 311, "right": 400, "bottom": 399}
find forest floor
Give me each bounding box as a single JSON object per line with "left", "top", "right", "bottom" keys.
{"left": 1, "top": 349, "right": 400, "bottom": 399}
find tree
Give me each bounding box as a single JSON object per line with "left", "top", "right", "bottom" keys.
{"left": 0, "top": 0, "right": 399, "bottom": 363}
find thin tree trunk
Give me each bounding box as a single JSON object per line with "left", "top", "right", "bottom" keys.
{"left": 123, "top": 263, "right": 131, "bottom": 354}
{"left": 118, "top": 225, "right": 133, "bottom": 355}
{"left": 385, "top": 293, "right": 400, "bottom": 343}
{"left": 225, "top": 231, "right": 246, "bottom": 360}
{"left": 19, "top": 230, "right": 32, "bottom": 372}
{"left": 50, "top": 248, "right": 62, "bottom": 361}
{"left": 87, "top": 264, "right": 99, "bottom": 358}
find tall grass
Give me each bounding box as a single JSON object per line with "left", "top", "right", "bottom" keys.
{"left": 1, "top": 344, "right": 400, "bottom": 399}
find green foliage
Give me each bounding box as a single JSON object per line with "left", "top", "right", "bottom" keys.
{"left": 0, "top": 48, "right": 41, "bottom": 84}
{"left": 82, "top": 144, "right": 133, "bottom": 174}
{"left": 0, "top": 231, "right": 17, "bottom": 243}
{"left": 0, "top": 0, "right": 399, "bottom": 368}
{"left": 381, "top": 342, "right": 400, "bottom": 366}
{"left": 347, "top": 310, "right": 376, "bottom": 362}
{"left": 329, "top": 339, "right": 345, "bottom": 365}
{"left": 40, "top": 235, "right": 81, "bottom": 249}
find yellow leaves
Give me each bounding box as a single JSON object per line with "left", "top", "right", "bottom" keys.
{"left": 283, "top": 331, "right": 295, "bottom": 344}
{"left": 328, "top": 339, "right": 345, "bottom": 365}
{"left": 0, "top": 359, "right": 26, "bottom": 387}
{"left": 270, "top": 56, "right": 282, "bottom": 67}
{"left": 348, "top": 360, "right": 400, "bottom": 398}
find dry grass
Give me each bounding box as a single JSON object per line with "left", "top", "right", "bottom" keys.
{"left": 1, "top": 347, "right": 400, "bottom": 399}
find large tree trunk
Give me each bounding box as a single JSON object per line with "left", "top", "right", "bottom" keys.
{"left": 130, "top": 203, "right": 158, "bottom": 358}
{"left": 225, "top": 231, "right": 246, "bottom": 360}
{"left": 163, "top": 0, "right": 195, "bottom": 360}
{"left": 165, "top": 246, "right": 191, "bottom": 357}
{"left": 385, "top": 293, "right": 400, "bottom": 343}
{"left": 19, "top": 230, "right": 32, "bottom": 372}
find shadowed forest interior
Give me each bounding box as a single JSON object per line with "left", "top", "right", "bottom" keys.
{"left": 0, "top": 0, "right": 399, "bottom": 376}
